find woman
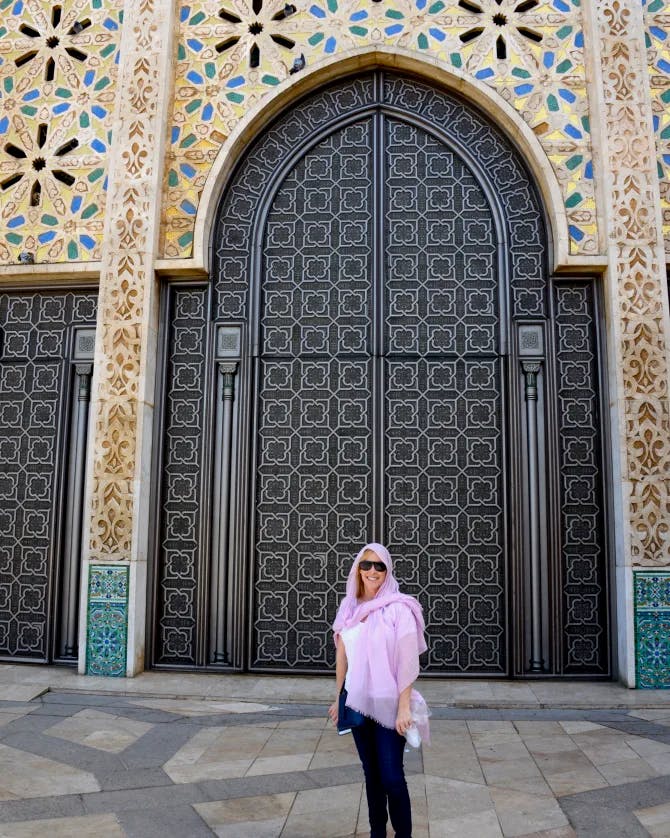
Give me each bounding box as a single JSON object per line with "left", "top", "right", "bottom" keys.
{"left": 328, "top": 543, "right": 429, "bottom": 838}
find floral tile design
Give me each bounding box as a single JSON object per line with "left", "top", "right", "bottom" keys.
{"left": 635, "top": 571, "right": 670, "bottom": 689}
{"left": 644, "top": 0, "right": 670, "bottom": 259}
{"left": 86, "top": 564, "right": 128, "bottom": 677}
{"left": 0, "top": 0, "right": 122, "bottom": 265}
{"left": 162, "top": 0, "right": 596, "bottom": 258}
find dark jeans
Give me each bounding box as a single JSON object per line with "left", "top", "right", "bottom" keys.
{"left": 352, "top": 717, "right": 411, "bottom": 838}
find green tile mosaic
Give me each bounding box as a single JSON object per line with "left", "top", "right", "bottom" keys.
{"left": 86, "top": 564, "right": 129, "bottom": 677}
{"left": 635, "top": 571, "right": 670, "bottom": 689}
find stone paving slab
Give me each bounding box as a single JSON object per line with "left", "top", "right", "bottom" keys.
{"left": 0, "top": 813, "right": 124, "bottom": 838}
{"left": 2, "top": 664, "right": 670, "bottom": 708}
{"left": 0, "top": 687, "right": 667, "bottom": 836}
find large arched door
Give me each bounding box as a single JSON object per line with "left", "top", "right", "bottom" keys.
{"left": 253, "top": 113, "right": 506, "bottom": 673}
{"left": 151, "top": 72, "right": 611, "bottom": 677}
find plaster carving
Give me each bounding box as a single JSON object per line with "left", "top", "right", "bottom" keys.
{"left": 87, "top": 0, "right": 172, "bottom": 561}
{"left": 597, "top": 0, "right": 670, "bottom": 565}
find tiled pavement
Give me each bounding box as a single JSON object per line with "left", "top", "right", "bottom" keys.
{"left": 0, "top": 668, "right": 669, "bottom": 837}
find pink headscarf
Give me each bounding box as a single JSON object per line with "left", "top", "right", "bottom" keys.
{"left": 333, "top": 544, "right": 430, "bottom": 742}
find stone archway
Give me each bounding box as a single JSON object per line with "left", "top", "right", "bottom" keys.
{"left": 151, "top": 72, "right": 611, "bottom": 677}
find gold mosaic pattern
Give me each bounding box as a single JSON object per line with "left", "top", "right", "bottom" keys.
{"left": 162, "top": 0, "right": 596, "bottom": 259}
{"left": 596, "top": 0, "right": 670, "bottom": 565}
{"left": 0, "top": 0, "right": 123, "bottom": 264}
{"left": 644, "top": 0, "right": 670, "bottom": 259}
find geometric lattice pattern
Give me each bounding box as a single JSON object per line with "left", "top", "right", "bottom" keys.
{"left": 554, "top": 282, "right": 608, "bottom": 674}
{"left": 254, "top": 358, "right": 374, "bottom": 668}
{"left": 644, "top": 0, "right": 670, "bottom": 258}
{"left": 0, "top": 291, "right": 97, "bottom": 661}
{"left": 386, "top": 359, "right": 505, "bottom": 673}
{"left": 382, "top": 74, "right": 547, "bottom": 320}
{"left": 635, "top": 570, "right": 670, "bottom": 688}
{"left": 163, "top": 0, "right": 595, "bottom": 258}
{"left": 383, "top": 118, "right": 504, "bottom": 672}
{"left": 0, "top": 0, "right": 123, "bottom": 264}
{"left": 86, "top": 564, "right": 128, "bottom": 676}
{"left": 154, "top": 288, "right": 208, "bottom": 666}
{"left": 207, "top": 73, "right": 552, "bottom": 673}
{"left": 253, "top": 119, "right": 374, "bottom": 669}
{"left": 213, "top": 74, "right": 375, "bottom": 319}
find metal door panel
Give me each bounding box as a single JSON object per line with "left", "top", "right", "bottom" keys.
{"left": 0, "top": 292, "right": 97, "bottom": 662}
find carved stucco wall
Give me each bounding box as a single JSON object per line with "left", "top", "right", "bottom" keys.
{"left": 1, "top": 2, "right": 669, "bottom": 269}
{"left": 0, "top": 0, "right": 123, "bottom": 264}
{"left": 2, "top": 0, "right": 668, "bottom": 271}
{"left": 81, "top": 0, "right": 175, "bottom": 673}
{"left": 588, "top": 0, "right": 670, "bottom": 570}
{"left": 85, "top": 0, "right": 173, "bottom": 555}
{"left": 161, "top": 0, "right": 597, "bottom": 259}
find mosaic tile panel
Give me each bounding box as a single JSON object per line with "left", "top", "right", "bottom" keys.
{"left": 644, "top": 0, "right": 670, "bottom": 259}
{"left": 635, "top": 571, "right": 670, "bottom": 688}
{"left": 162, "top": 0, "right": 595, "bottom": 259}
{"left": 86, "top": 564, "right": 128, "bottom": 676}
{"left": 0, "top": 0, "right": 123, "bottom": 265}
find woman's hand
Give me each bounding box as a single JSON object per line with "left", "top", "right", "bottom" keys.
{"left": 395, "top": 704, "right": 413, "bottom": 736}
{"left": 328, "top": 700, "right": 338, "bottom": 726}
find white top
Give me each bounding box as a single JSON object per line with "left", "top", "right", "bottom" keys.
{"left": 341, "top": 622, "right": 363, "bottom": 691}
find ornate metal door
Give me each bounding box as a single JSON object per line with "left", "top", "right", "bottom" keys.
{"left": 0, "top": 291, "right": 97, "bottom": 663}
{"left": 152, "top": 72, "right": 611, "bottom": 676}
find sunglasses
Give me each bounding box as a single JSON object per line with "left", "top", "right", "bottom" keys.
{"left": 359, "top": 560, "right": 387, "bottom": 572}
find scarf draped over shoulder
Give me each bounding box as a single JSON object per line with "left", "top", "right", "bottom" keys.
{"left": 333, "top": 543, "right": 430, "bottom": 742}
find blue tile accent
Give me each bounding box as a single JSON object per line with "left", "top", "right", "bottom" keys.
{"left": 86, "top": 565, "right": 129, "bottom": 677}
{"left": 635, "top": 571, "right": 670, "bottom": 689}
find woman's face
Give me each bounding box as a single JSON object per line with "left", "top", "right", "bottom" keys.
{"left": 358, "top": 550, "right": 387, "bottom": 599}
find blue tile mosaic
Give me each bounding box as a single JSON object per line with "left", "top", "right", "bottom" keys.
{"left": 86, "top": 564, "right": 129, "bottom": 677}
{"left": 635, "top": 571, "right": 670, "bottom": 689}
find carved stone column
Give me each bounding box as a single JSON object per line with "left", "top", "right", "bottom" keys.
{"left": 584, "top": 1, "right": 670, "bottom": 685}
{"left": 79, "top": 0, "right": 177, "bottom": 676}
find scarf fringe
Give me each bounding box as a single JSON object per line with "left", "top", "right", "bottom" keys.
{"left": 344, "top": 699, "right": 396, "bottom": 731}
{"left": 345, "top": 697, "right": 430, "bottom": 745}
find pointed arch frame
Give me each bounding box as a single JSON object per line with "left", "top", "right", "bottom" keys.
{"left": 182, "top": 46, "right": 596, "bottom": 276}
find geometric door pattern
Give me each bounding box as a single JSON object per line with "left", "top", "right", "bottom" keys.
{"left": 383, "top": 120, "right": 504, "bottom": 673}
{"left": 154, "top": 72, "right": 610, "bottom": 675}
{"left": 153, "top": 287, "right": 208, "bottom": 666}
{"left": 254, "top": 121, "right": 375, "bottom": 668}
{"left": 0, "top": 292, "right": 97, "bottom": 661}
{"left": 252, "top": 109, "right": 506, "bottom": 672}
{"left": 554, "top": 282, "right": 608, "bottom": 674}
